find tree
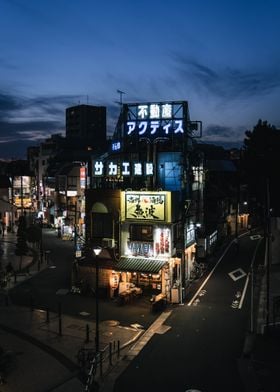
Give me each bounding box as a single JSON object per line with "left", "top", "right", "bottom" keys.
{"left": 26, "top": 223, "right": 42, "bottom": 247}
{"left": 242, "top": 119, "right": 280, "bottom": 216}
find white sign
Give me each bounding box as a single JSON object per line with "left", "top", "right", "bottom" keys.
{"left": 127, "top": 120, "right": 184, "bottom": 136}
{"left": 93, "top": 161, "right": 154, "bottom": 177}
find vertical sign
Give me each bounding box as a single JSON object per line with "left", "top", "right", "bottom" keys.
{"left": 80, "top": 167, "right": 86, "bottom": 189}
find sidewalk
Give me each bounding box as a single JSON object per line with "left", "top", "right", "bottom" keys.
{"left": 237, "top": 228, "right": 280, "bottom": 392}
{"left": 0, "top": 304, "right": 145, "bottom": 391}
{"left": 249, "top": 262, "right": 280, "bottom": 392}
{"left": 0, "top": 231, "right": 39, "bottom": 290}
{"left": 0, "top": 232, "right": 162, "bottom": 391}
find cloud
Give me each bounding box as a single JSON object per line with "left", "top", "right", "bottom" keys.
{"left": 0, "top": 93, "right": 23, "bottom": 115}
{"left": 202, "top": 124, "right": 245, "bottom": 147}
{"left": 172, "top": 55, "right": 280, "bottom": 101}
{"left": 0, "top": 90, "right": 123, "bottom": 159}
{"left": 0, "top": 91, "right": 77, "bottom": 158}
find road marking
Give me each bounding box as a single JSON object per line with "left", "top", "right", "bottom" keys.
{"left": 231, "top": 300, "right": 239, "bottom": 309}
{"left": 187, "top": 240, "right": 234, "bottom": 306}
{"left": 228, "top": 268, "right": 247, "bottom": 281}
{"left": 79, "top": 311, "right": 90, "bottom": 316}
{"left": 250, "top": 234, "right": 262, "bottom": 240}
{"left": 238, "top": 273, "right": 250, "bottom": 309}
{"left": 130, "top": 323, "right": 144, "bottom": 330}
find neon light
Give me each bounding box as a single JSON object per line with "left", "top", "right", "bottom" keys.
{"left": 126, "top": 119, "right": 184, "bottom": 136}
{"left": 92, "top": 161, "right": 154, "bottom": 177}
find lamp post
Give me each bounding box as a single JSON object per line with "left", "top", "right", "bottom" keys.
{"left": 93, "top": 246, "right": 102, "bottom": 354}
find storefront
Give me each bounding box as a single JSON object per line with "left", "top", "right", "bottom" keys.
{"left": 116, "top": 190, "right": 183, "bottom": 302}
{"left": 184, "top": 223, "right": 197, "bottom": 281}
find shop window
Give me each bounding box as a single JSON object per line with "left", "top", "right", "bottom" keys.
{"left": 129, "top": 224, "right": 153, "bottom": 242}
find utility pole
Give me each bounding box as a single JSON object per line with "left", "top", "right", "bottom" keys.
{"left": 265, "top": 178, "right": 271, "bottom": 334}
{"left": 235, "top": 171, "right": 240, "bottom": 240}
{"left": 20, "top": 175, "right": 24, "bottom": 216}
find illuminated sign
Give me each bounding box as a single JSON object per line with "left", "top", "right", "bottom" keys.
{"left": 14, "top": 197, "right": 32, "bottom": 208}
{"left": 154, "top": 227, "right": 171, "bottom": 256}
{"left": 112, "top": 141, "right": 121, "bottom": 151}
{"left": 185, "top": 224, "right": 196, "bottom": 247}
{"left": 125, "top": 101, "right": 187, "bottom": 138}
{"left": 92, "top": 161, "right": 154, "bottom": 177}
{"left": 80, "top": 167, "right": 86, "bottom": 189}
{"left": 125, "top": 193, "right": 166, "bottom": 221}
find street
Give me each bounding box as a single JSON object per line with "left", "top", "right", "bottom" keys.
{"left": 113, "top": 234, "right": 265, "bottom": 392}
{"left": 6, "top": 229, "right": 266, "bottom": 391}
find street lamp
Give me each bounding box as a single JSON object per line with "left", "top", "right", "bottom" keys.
{"left": 93, "top": 246, "right": 102, "bottom": 354}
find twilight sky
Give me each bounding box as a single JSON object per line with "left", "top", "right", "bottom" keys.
{"left": 1, "top": 0, "right": 280, "bottom": 159}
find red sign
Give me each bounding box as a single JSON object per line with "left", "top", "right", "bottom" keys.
{"left": 80, "top": 167, "right": 86, "bottom": 189}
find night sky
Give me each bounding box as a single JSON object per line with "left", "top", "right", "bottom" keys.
{"left": 1, "top": 0, "right": 280, "bottom": 159}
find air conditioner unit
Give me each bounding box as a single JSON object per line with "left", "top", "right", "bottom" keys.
{"left": 102, "top": 238, "right": 115, "bottom": 248}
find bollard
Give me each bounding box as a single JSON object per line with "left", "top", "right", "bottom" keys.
{"left": 117, "top": 340, "right": 120, "bottom": 358}
{"left": 85, "top": 324, "right": 90, "bottom": 343}
{"left": 46, "top": 308, "right": 50, "bottom": 323}
{"left": 14, "top": 273, "right": 17, "bottom": 284}
{"left": 113, "top": 340, "right": 116, "bottom": 351}
{"left": 5, "top": 294, "right": 9, "bottom": 306}
{"left": 58, "top": 302, "right": 62, "bottom": 318}
{"left": 45, "top": 250, "right": 51, "bottom": 265}
{"left": 109, "top": 342, "right": 112, "bottom": 366}
{"left": 30, "top": 296, "right": 34, "bottom": 312}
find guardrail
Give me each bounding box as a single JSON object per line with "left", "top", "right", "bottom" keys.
{"left": 82, "top": 340, "right": 121, "bottom": 391}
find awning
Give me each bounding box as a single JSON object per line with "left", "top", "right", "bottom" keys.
{"left": 115, "top": 257, "right": 168, "bottom": 274}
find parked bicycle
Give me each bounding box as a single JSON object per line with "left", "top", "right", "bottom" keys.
{"left": 190, "top": 261, "right": 207, "bottom": 280}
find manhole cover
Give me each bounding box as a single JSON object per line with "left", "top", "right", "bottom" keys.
{"left": 103, "top": 320, "right": 120, "bottom": 327}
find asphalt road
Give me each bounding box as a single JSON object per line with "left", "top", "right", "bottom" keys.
{"left": 8, "top": 229, "right": 265, "bottom": 391}
{"left": 113, "top": 234, "right": 265, "bottom": 392}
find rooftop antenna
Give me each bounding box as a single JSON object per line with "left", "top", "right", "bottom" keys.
{"left": 116, "top": 89, "right": 125, "bottom": 105}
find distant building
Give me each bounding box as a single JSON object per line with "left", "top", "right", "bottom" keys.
{"left": 66, "top": 104, "right": 107, "bottom": 150}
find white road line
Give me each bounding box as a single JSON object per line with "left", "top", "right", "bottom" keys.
{"left": 187, "top": 241, "right": 233, "bottom": 306}
{"left": 238, "top": 273, "right": 250, "bottom": 309}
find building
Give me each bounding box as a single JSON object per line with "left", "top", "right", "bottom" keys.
{"left": 75, "top": 100, "right": 202, "bottom": 303}
{"left": 66, "top": 104, "right": 107, "bottom": 151}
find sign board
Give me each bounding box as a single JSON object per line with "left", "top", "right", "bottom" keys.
{"left": 125, "top": 192, "right": 165, "bottom": 221}
{"left": 124, "top": 101, "right": 188, "bottom": 141}
{"left": 92, "top": 161, "right": 153, "bottom": 177}
{"left": 80, "top": 166, "right": 86, "bottom": 189}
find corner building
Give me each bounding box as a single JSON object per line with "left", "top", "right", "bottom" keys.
{"left": 84, "top": 101, "right": 202, "bottom": 303}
